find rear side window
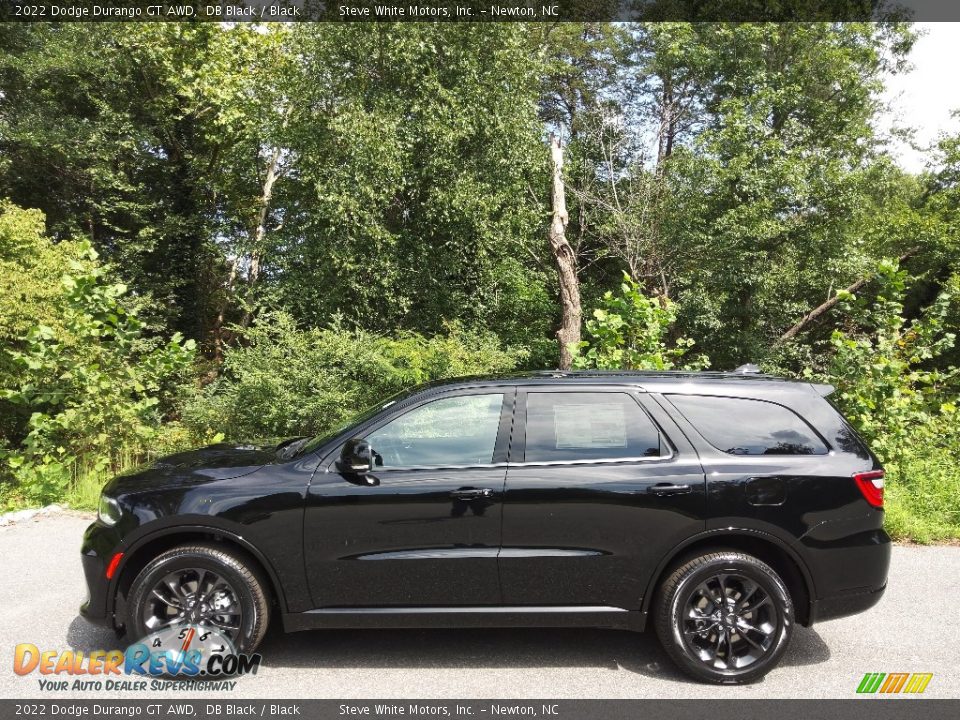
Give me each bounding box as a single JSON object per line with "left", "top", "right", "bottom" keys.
{"left": 667, "top": 395, "right": 827, "bottom": 456}
{"left": 524, "top": 392, "right": 663, "bottom": 462}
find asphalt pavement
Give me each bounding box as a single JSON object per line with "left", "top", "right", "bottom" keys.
{"left": 1, "top": 511, "right": 957, "bottom": 699}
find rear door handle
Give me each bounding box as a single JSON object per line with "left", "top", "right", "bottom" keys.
{"left": 450, "top": 488, "right": 494, "bottom": 500}
{"left": 648, "top": 483, "right": 692, "bottom": 496}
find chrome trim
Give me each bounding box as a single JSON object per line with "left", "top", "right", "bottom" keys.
{"left": 506, "top": 453, "right": 674, "bottom": 468}
{"left": 357, "top": 548, "right": 499, "bottom": 561}
{"left": 305, "top": 605, "right": 629, "bottom": 615}
{"left": 334, "top": 455, "right": 675, "bottom": 473}
{"left": 499, "top": 548, "right": 604, "bottom": 558}
{"left": 353, "top": 547, "right": 603, "bottom": 561}
{"left": 329, "top": 462, "right": 509, "bottom": 474}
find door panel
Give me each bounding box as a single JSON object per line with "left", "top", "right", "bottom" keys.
{"left": 306, "top": 466, "right": 506, "bottom": 606}
{"left": 498, "top": 389, "right": 706, "bottom": 609}
{"left": 304, "top": 389, "right": 514, "bottom": 608}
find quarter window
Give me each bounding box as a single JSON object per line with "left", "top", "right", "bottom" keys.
{"left": 366, "top": 393, "right": 504, "bottom": 468}
{"left": 667, "top": 395, "right": 828, "bottom": 455}
{"left": 523, "top": 392, "right": 663, "bottom": 462}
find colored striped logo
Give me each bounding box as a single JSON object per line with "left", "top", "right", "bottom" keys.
{"left": 857, "top": 672, "right": 933, "bottom": 694}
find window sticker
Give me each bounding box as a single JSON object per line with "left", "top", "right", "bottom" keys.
{"left": 553, "top": 403, "right": 627, "bottom": 449}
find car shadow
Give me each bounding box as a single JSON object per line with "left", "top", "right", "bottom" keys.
{"left": 254, "top": 623, "right": 831, "bottom": 680}
{"left": 66, "top": 615, "right": 830, "bottom": 683}
{"left": 67, "top": 615, "right": 118, "bottom": 652}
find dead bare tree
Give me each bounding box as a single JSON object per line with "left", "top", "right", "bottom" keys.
{"left": 548, "top": 134, "right": 582, "bottom": 370}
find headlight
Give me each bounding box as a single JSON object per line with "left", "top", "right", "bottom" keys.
{"left": 97, "top": 494, "right": 122, "bottom": 526}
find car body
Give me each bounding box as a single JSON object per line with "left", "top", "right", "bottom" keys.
{"left": 80, "top": 370, "right": 890, "bottom": 683}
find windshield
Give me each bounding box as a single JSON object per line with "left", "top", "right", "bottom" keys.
{"left": 293, "top": 386, "right": 418, "bottom": 458}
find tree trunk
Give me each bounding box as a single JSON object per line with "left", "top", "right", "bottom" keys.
{"left": 775, "top": 247, "right": 920, "bottom": 345}
{"left": 239, "top": 146, "right": 283, "bottom": 329}
{"left": 211, "top": 254, "right": 240, "bottom": 363}
{"left": 548, "top": 134, "right": 582, "bottom": 370}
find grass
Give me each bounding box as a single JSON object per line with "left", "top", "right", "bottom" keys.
{"left": 60, "top": 448, "right": 145, "bottom": 510}
{"left": 884, "top": 450, "right": 960, "bottom": 543}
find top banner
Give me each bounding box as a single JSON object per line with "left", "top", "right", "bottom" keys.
{"left": 1, "top": 0, "right": 958, "bottom": 23}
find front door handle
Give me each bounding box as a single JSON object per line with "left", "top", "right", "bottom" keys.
{"left": 450, "top": 488, "right": 494, "bottom": 501}
{"left": 648, "top": 483, "right": 692, "bottom": 496}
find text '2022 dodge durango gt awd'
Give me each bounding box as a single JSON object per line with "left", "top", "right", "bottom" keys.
{"left": 81, "top": 370, "right": 890, "bottom": 683}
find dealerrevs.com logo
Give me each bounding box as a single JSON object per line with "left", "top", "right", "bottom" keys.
{"left": 856, "top": 672, "right": 934, "bottom": 695}
{"left": 13, "top": 624, "right": 261, "bottom": 692}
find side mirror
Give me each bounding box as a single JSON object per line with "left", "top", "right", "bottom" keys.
{"left": 338, "top": 438, "right": 377, "bottom": 483}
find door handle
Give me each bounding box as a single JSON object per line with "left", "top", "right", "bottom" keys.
{"left": 648, "top": 483, "right": 692, "bottom": 496}
{"left": 450, "top": 488, "right": 494, "bottom": 501}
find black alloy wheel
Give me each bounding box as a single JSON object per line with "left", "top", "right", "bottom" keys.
{"left": 654, "top": 550, "right": 793, "bottom": 684}
{"left": 125, "top": 543, "right": 270, "bottom": 654}
{"left": 143, "top": 567, "right": 244, "bottom": 642}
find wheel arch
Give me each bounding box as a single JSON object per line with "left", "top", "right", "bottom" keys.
{"left": 110, "top": 525, "right": 287, "bottom": 631}
{"left": 642, "top": 529, "right": 816, "bottom": 626}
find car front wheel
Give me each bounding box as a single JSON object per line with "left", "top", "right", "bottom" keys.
{"left": 124, "top": 543, "right": 270, "bottom": 655}
{"left": 653, "top": 550, "right": 793, "bottom": 684}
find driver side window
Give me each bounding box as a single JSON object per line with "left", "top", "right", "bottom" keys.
{"left": 366, "top": 393, "right": 504, "bottom": 469}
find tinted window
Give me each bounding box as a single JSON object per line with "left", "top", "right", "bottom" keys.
{"left": 524, "top": 392, "right": 662, "bottom": 462}
{"left": 668, "top": 395, "right": 827, "bottom": 455}
{"left": 366, "top": 393, "right": 504, "bottom": 468}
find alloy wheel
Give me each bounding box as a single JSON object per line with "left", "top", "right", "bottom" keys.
{"left": 143, "top": 567, "right": 243, "bottom": 642}
{"left": 680, "top": 572, "right": 779, "bottom": 671}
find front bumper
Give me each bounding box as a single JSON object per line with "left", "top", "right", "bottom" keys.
{"left": 79, "top": 520, "right": 123, "bottom": 628}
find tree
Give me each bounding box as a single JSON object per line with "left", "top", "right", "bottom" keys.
{"left": 1, "top": 238, "right": 195, "bottom": 504}
{"left": 548, "top": 135, "right": 582, "bottom": 369}
{"left": 271, "top": 24, "right": 550, "bottom": 350}
{"left": 656, "top": 23, "right": 915, "bottom": 366}
{"left": 573, "top": 273, "right": 707, "bottom": 370}
{"left": 0, "top": 25, "right": 227, "bottom": 342}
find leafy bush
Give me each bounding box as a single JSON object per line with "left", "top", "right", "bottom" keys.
{"left": 808, "top": 262, "right": 960, "bottom": 541}
{"left": 573, "top": 273, "right": 709, "bottom": 371}
{"left": 0, "top": 201, "right": 89, "bottom": 445}
{"left": 181, "top": 313, "right": 525, "bottom": 441}
{"left": 0, "top": 243, "right": 196, "bottom": 505}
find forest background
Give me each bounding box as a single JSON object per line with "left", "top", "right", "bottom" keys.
{"left": 1, "top": 22, "right": 958, "bottom": 541}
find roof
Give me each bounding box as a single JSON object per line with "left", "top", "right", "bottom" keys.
{"left": 413, "top": 369, "right": 829, "bottom": 397}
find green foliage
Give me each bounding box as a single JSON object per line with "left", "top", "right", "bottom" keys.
{"left": 0, "top": 201, "right": 89, "bottom": 442}
{"left": 2, "top": 23, "right": 960, "bottom": 543}
{"left": 818, "top": 261, "right": 957, "bottom": 456}
{"left": 182, "top": 313, "right": 524, "bottom": 442}
{"left": 807, "top": 261, "right": 960, "bottom": 541}
{"left": 573, "top": 274, "right": 709, "bottom": 371}
{"left": 0, "top": 201, "right": 85, "bottom": 345}
{"left": 275, "top": 24, "right": 548, "bottom": 341}
{"left": 0, "top": 243, "right": 196, "bottom": 505}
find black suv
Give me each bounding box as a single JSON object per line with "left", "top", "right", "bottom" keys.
{"left": 81, "top": 371, "right": 890, "bottom": 683}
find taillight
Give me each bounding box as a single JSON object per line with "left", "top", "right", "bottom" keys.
{"left": 854, "top": 470, "right": 885, "bottom": 508}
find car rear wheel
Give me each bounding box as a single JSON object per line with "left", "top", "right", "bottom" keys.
{"left": 125, "top": 543, "right": 270, "bottom": 654}
{"left": 653, "top": 550, "right": 793, "bottom": 684}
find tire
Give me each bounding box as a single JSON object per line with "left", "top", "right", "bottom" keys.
{"left": 653, "top": 550, "right": 793, "bottom": 684}
{"left": 124, "top": 543, "right": 270, "bottom": 655}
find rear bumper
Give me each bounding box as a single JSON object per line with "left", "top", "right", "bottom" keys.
{"left": 802, "top": 523, "right": 891, "bottom": 625}
{"left": 809, "top": 581, "right": 887, "bottom": 624}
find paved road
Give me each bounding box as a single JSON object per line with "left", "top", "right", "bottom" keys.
{"left": 0, "top": 512, "right": 957, "bottom": 700}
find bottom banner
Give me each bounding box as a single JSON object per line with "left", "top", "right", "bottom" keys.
{"left": 3, "top": 699, "right": 959, "bottom": 720}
